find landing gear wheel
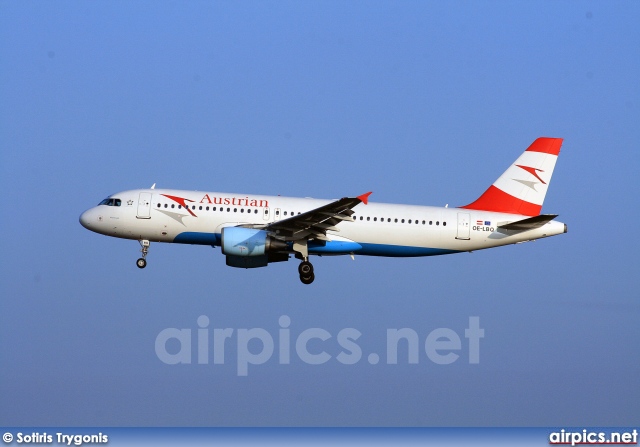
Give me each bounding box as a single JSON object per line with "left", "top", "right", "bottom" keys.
{"left": 300, "top": 273, "right": 315, "bottom": 284}
{"left": 137, "top": 240, "right": 150, "bottom": 269}
{"left": 298, "top": 261, "right": 313, "bottom": 276}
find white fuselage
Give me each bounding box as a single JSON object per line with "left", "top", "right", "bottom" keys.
{"left": 79, "top": 188, "right": 566, "bottom": 257}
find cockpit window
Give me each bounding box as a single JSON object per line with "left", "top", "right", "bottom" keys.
{"left": 98, "top": 198, "right": 122, "bottom": 207}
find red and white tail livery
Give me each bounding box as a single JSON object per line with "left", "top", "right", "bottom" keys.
{"left": 462, "top": 137, "right": 562, "bottom": 216}
{"left": 80, "top": 137, "right": 567, "bottom": 284}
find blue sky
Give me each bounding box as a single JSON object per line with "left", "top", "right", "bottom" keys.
{"left": 1, "top": 1, "right": 638, "bottom": 426}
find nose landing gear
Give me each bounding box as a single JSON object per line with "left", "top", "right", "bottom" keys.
{"left": 136, "top": 240, "right": 150, "bottom": 269}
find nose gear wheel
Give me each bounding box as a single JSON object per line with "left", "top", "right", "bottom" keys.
{"left": 136, "top": 240, "right": 150, "bottom": 269}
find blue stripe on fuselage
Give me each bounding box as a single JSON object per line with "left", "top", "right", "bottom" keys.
{"left": 172, "top": 232, "right": 459, "bottom": 257}
{"left": 308, "top": 239, "right": 362, "bottom": 254}
{"left": 356, "top": 243, "right": 459, "bottom": 257}
{"left": 173, "top": 232, "right": 220, "bottom": 245}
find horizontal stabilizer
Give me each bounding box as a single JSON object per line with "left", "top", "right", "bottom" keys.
{"left": 498, "top": 214, "right": 558, "bottom": 231}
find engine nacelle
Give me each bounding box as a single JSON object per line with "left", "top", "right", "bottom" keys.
{"left": 226, "top": 255, "right": 269, "bottom": 269}
{"left": 221, "top": 227, "right": 287, "bottom": 257}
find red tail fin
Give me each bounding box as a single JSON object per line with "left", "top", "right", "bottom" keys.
{"left": 461, "top": 138, "right": 563, "bottom": 216}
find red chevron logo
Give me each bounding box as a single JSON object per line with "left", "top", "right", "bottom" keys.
{"left": 161, "top": 194, "right": 197, "bottom": 217}
{"left": 515, "top": 165, "right": 546, "bottom": 184}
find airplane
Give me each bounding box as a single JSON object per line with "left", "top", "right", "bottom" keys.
{"left": 79, "top": 137, "right": 566, "bottom": 284}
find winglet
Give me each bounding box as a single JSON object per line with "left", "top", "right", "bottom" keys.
{"left": 357, "top": 191, "right": 372, "bottom": 205}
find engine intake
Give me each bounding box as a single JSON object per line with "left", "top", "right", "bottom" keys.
{"left": 221, "top": 227, "right": 287, "bottom": 257}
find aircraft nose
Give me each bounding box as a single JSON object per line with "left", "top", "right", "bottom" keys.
{"left": 79, "top": 209, "right": 95, "bottom": 230}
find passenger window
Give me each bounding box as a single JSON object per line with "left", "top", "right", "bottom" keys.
{"left": 443, "top": 222, "right": 447, "bottom": 226}
{"left": 164, "top": 204, "right": 168, "bottom": 208}
{"left": 171, "top": 204, "right": 175, "bottom": 209}
{"left": 367, "top": 217, "right": 370, "bottom": 221}
{"left": 408, "top": 219, "right": 412, "bottom": 224}
{"left": 436, "top": 221, "right": 440, "bottom": 225}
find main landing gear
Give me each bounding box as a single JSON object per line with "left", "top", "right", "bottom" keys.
{"left": 298, "top": 260, "right": 314, "bottom": 284}
{"left": 136, "top": 240, "right": 150, "bottom": 269}
{"left": 293, "top": 240, "right": 314, "bottom": 284}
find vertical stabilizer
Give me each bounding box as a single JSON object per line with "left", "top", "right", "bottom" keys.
{"left": 460, "top": 137, "right": 563, "bottom": 216}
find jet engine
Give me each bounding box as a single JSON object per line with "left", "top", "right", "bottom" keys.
{"left": 221, "top": 227, "right": 287, "bottom": 257}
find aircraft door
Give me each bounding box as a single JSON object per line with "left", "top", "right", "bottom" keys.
{"left": 262, "top": 207, "right": 270, "bottom": 221}
{"left": 456, "top": 212, "right": 470, "bottom": 240}
{"left": 137, "top": 192, "right": 152, "bottom": 219}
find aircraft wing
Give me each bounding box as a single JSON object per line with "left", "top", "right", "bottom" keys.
{"left": 263, "top": 192, "right": 372, "bottom": 242}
